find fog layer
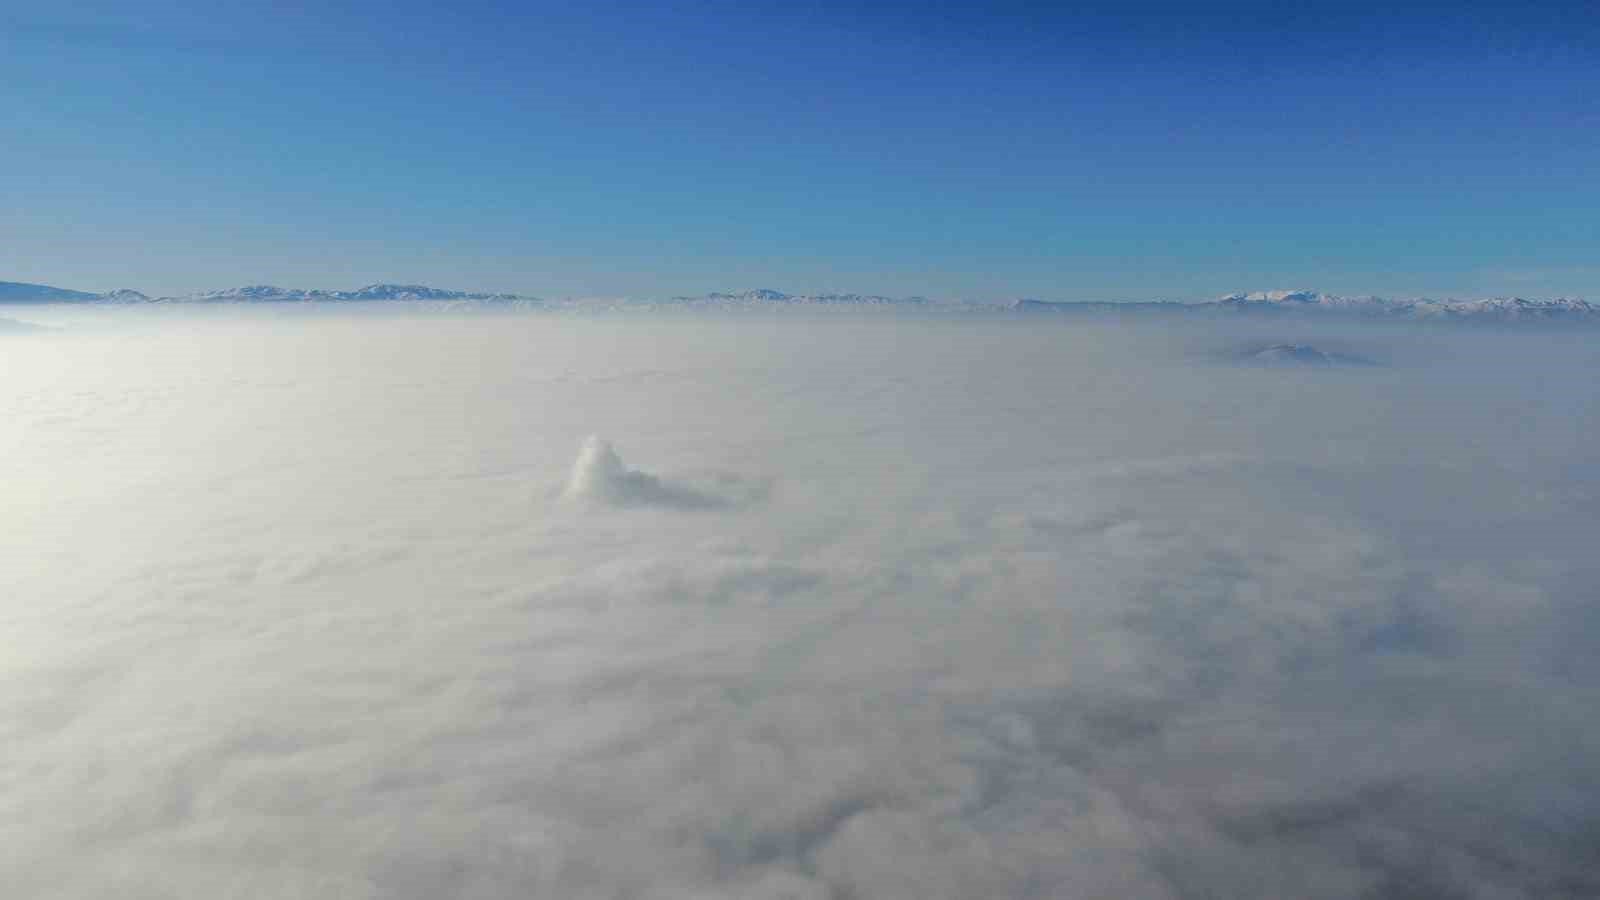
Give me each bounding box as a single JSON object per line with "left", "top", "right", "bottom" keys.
{"left": 4, "top": 314, "right": 1598, "bottom": 898}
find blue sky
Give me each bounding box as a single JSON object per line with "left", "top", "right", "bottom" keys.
{"left": 3, "top": 1, "right": 1596, "bottom": 299}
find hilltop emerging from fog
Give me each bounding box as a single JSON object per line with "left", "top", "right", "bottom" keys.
{"left": 2, "top": 279, "right": 1596, "bottom": 323}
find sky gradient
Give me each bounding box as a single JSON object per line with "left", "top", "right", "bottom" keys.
{"left": 3, "top": 1, "right": 1597, "bottom": 300}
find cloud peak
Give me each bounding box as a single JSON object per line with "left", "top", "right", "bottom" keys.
{"left": 563, "top": 436, "right": 727, "bottom": 510}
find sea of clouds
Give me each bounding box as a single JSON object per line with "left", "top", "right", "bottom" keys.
{"left": 3, "top": 310, "right": 1598, "bottom": 898}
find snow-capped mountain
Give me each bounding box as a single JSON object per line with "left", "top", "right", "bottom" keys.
{"left": 338, "top": 283, "right": 526, "bottom": 302}
{"left": 1206, "top": 290, "right": 1598, "bottom": 322}
{"left": 1010, "top": 290, "right": 1600, "bottom": 323}
{"left": 98, "top": 289, "right": 151, "bottom": 303}
{"left": 1213, "top": 290, "right": 1398, "bottom": 313}
{"left": 4, "top": 280, "right": 541, "bottom": 305}
{"left": 182, "top": 285, "right": 307, "bottom": 302}
{"left": 172, "top": 283, "right": 537, "bottom": 303}
{"left": 1406, "top": 296, "right": 1599, "bottom": 321}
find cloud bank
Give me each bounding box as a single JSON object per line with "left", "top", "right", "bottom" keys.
{"left": 3, "top": 312, "right": 1598, "bottom": 898}
{"left": 0, "top": 316, "right": 44, "bottom": 333}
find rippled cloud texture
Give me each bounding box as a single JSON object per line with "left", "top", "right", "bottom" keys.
{"left": 4, "top": 313, "right": 1599, "bottom": 898}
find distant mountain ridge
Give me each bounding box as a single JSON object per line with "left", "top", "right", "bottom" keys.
{"left": 1206, "top": 289, "right": 1598, "bottom": 320}
{"left": 4, "top": 278, "right": 1597, "bottom": 323}
{"left": 1015, "top": 290, "right": 1599, "bottom": 322}
{"left": 178, "top": 283, "right": 533, "bottom": 303}
{"left": 0, "top": 281, "right": 104, "bottom": 303}
{"left": 0, "top": 280, "right": 537, "bottom": 305}
{"left": 668, "top": 289, "right": 929, "bottom": 306}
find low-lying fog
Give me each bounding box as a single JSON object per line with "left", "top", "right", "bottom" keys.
{"left": 4, "top": 310, "right": 1598, "bottom": 899}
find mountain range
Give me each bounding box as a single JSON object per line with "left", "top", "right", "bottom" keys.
{"left": 1013, "top": 290, "right": 1598, "bottom": 322}
{"left": 0, "top": 281, "right": 533, "bottom": 305}
{"left": 1209, "top": 289, "right": 1598, "bottom": 321}
{"left": 2, "top": 280, "right": 1595, "bottom": 323}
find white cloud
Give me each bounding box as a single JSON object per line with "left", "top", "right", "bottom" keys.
{"left": 563, "top": 436, "right": 730, "bottom": 510}
{"left": 2, "top": 312, "right": 1598, "bottom": 898}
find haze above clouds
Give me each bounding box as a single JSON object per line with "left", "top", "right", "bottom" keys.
{"left": 4, "top": 311, "right": 1599, "bottom": 898}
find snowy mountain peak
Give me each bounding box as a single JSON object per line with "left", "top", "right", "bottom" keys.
{"left": 743, "top": 288, "right": 792, "bottom": 301}
{"left": 192, "top": 285, "right": 300, "bottom": 301}
{"left": 164, "top": 283, "right": 539, "bottom": 303}
{"left": 98, "top": 289, "right": 151, "bottom": 303}
{"left": 1218, "top": 289, "right": 1326, "bottom": 303}
{"left": 1212, "top": 289, "right": 1595, "bottom": 320}
{"left": 344, "top": 284, "right": 477, "bottom": 300}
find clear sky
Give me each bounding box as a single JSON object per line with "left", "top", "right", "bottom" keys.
{"left": 3, "top": 1, "right": 1596, "bottom": 300}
